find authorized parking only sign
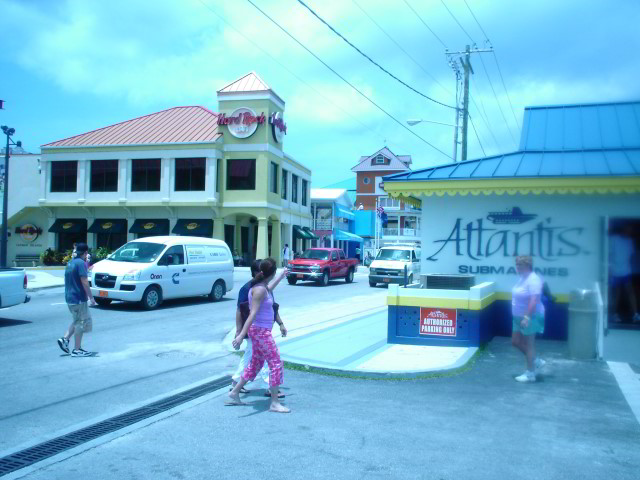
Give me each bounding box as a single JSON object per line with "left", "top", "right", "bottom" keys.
{"left": 419, "top": 308, "right": 457, "bottom": 336}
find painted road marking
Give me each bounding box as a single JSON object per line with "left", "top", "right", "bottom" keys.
{"left": 608, "top": 361, "right": 640, "bottom": 426}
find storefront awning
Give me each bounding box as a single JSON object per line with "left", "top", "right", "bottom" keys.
{"left": 129, "top": 219, "right": 170, "bottom": 236}
{"left": 334, "top": 229, "right": 363, "bottom": 243}
{"left": 88, "top": 219, "right": 128, "bottom": 234}
{"left": 48, "top": 219, "right": 88, "bottom": 233}
{"left": 335, "top": 204, "right": 355, "bottom": 220}
{"left": 302, "top": 227, "right": 319, "bottom": 239}
{"left": 293, "top": 225, "right": 314, "bottom": 240}
{"left": 172, "top": 219, "right": 213, "bottom": 237}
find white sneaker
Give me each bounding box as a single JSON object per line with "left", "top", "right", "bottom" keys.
{"left": 535, "top": 357, "right": 546, "bottom": 370}
{"left": 515, "top": 371, "right": 536, "bottom": 383}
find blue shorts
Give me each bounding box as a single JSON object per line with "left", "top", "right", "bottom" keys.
{"left": 610, "top": 275, "right": 632, "bottom": 288}
{"left": 512, "top": 313, "right": 544, "bottom": 336}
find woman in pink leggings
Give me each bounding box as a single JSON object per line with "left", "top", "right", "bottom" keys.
{"left": 226, "top": 258, "right": 290, "bottom": 413}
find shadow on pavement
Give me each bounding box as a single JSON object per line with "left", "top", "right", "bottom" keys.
{"left": 0, "top": 318, "right": 32, "bottom": 328}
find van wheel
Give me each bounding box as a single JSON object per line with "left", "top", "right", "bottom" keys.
{"left": 141, "top": 286, "right": 162, "bottom": 310}
{"left": 95, "top": 298, "right": 112, "bottom": 307}
{"left": 209, "top": 280, "right": 226, "bottom": 302}
{"left": 317, "top": 271, "right": 329, "bottom": 287}
{"left": 287, "top": 278, "right": 298, "bottom": 285}
{"left": 345, "top": 268, "right": 354, "bottom": 283}
{"left": 369, "top": 280, "right": 377, "bottom": 287}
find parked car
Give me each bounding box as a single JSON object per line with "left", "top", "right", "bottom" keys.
{"left": 0, "top": 268, "right": 30, "bottom": 307}
{"left": 88, "top": 236, "right": 234, "bottom": 310}
{"left": 287, "top": 248, "right": 359, "bottom": 286}
{"left": 369, "top": 245, "right": 421, "bottom": 287}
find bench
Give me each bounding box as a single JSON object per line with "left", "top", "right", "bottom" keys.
{"left": 13, "top": 254, "right": 40, "bottom": 267}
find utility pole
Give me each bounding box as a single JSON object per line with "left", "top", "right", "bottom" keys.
{"left": 446, "top": 45, "right": 492, "bottom": 161}
{"left": 1, "top": 126, "right": 14, "bottom": 268}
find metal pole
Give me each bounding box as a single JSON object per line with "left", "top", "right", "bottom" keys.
{"left": 1, "top": 133, "right": 9, "bottom": 268}
{"left": 452, "top": 79, "right": 459, "bottom": 162}
{"left": 460, "top": 45, "right": 473, "bottom": 162}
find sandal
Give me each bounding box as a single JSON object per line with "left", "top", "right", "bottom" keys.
{"left": 229, "top": 387, "right": 250, "bottom": 394}
{"left": 264, "top": 391, "right": 285, "bottom": 398}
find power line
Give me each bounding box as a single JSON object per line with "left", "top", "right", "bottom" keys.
{"left": 470, "top": 77, "right": 501, "bottom": 150}
{"left": 462, "top": 0, "right": 521, "bottom": 130}
{"left": 294, "top": 0, "right": 456, "bottom": 110}
{"left": 462, "top": 0, "right": 490, "bottom": 41}
{"left": 195, "top": 0, "right": 411, "bottom": 154}
{"left": 402, "top": 0, "right": 448, "bottom": 49}
{"left": 477, "top": 54, "right": 517, "bottom": 145}
{"left": 468, "top": 113, "right": 486, "bottom": 157}
{"left": 439, "top": 0, "right": 475, "bottom": 43}
{"left": 351, "top": 0, "right": 451, "bottom": 97}
{"left": 244, "top": 0, "right": 452, "bottom": 159}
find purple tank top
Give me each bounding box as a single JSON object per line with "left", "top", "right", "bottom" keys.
{"left": 248, "top": 285, "right": 274, "bottom": 329}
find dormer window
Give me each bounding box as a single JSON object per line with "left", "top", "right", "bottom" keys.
{"left": 375, "top": 155, "right": 385, "bottom": 164}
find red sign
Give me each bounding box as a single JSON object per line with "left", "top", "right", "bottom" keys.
{"left": 218, "top": 111, "right": 266, "bottom": 127}
{"left": 419, "top": 308, "right": 457, "bottom": 336}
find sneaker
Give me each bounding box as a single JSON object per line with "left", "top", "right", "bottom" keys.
{"left": 57, "top": 337, "right": 70, "bottom": 354}
{"left": 71, "top": 349, "right": 93, "bottom": 357}
{"left": 515, "top": 371, "right": 536, "bottom": 383}
{"left": 535, "top": 357, "right": 546, "bottom": 370}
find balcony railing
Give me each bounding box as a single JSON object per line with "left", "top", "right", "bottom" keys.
{"left": 382, "top": 228, "right": 420, "bottom": 237}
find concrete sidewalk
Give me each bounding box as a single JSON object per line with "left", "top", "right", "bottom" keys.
{"left": 25, "top": 269, "right": 64, "bottom": 291}
{"left": 12, "top": 337, "right": 640, "bottom": 480}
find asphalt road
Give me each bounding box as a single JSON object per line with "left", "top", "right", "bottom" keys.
{"left": 0, "top": 268, "right": 373, "bottom": 452}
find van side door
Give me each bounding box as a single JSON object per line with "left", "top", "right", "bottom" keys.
{"left": 156, "top": 245, "right": 187, "bottom": 299}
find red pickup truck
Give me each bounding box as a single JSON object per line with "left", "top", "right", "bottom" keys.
{"left": 286, "top": 248, "right": 359, "bottom": 286}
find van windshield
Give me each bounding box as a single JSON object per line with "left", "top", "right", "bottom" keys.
{"left": 301, "top": 249, "right": 329, "bottom": 260}
{"left": 109, "top": 242, "right": 166, "bottom": 263}
{"left": 376, "top": 249, "right": 410, "bottom": 261}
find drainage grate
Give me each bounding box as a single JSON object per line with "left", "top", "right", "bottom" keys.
{"left": 0, "top": 375, "right": 231, "bottom": 477}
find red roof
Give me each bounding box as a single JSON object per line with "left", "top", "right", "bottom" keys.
{"left": 43, "top": 106, "right": 222, "bottom": 147}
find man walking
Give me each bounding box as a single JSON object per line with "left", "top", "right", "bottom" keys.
{"left": 282, "top": 243, "right": 290, "bottom": 267}
{"left": 57, "top": 243, "right": 97, "bottom": 357}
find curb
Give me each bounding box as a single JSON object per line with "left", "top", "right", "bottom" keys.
{"left": 27, "top": 284, "right": 65, "bottom": 292}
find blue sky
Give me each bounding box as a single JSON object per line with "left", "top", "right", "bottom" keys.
{"left": 1, "top": 0, "right": 639, "bottom": 187}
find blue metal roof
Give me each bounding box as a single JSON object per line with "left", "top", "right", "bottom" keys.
{"left": 520, "top": 101, "right": 640, "bottom": 151}
{"left": 385, "top": 101, "right": 640, "bottom": 182}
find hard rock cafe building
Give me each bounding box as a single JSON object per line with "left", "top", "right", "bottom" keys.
{"left": 7, "top": 72, "right": 313, "bottom": 266}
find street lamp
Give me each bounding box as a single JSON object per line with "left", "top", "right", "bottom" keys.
{"left": 406, "top": 118, "right": 462, "bottom": 162}
{"left": 1, "top": 125, "right": 20, "bottom": 268}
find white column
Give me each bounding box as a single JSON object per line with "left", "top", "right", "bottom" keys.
{"left": 206, "top": 157, "right": 216, "bottom": 202}
{"left": 77, "top": 159, "right": 87, "bottom": 202}
{"left": 161, "top": 158, "right": 171, "bottom": 201}
{"left": 118, "top": 158, "right": 128, "bottom": 202}
{"left": 46, "top": 215, "right": 56, "bottom": 251}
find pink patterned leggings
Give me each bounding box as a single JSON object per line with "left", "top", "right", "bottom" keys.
{"left": 242, "top": 325, "right": 283, "bottom": 387}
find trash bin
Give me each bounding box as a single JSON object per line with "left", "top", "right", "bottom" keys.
{"left": 568, "top": 289, "right": 598, "bottom": 359}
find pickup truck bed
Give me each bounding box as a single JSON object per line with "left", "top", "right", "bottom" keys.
{"left": 0, "top": 268, "right": 30, "bottom": 308}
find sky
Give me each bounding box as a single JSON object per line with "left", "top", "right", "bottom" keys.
{"left": 1, "top": 0, "right": 639, "bottom": 187}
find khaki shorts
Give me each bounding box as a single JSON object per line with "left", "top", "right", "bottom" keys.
{"left": 68, "top": 302, "right": 93, "bottom": 333}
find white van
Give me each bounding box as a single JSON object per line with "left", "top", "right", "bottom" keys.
{"left": 89, "top": 236, "right": 233, "bottom": 310}
{"left": 368, "top": 245, "right": 421, "bottom": 287}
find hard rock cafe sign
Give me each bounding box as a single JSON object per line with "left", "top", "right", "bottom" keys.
{"left": 269, "top": 112, "right": 287, "bottom": 143}
{"left": 15, "top": 224, "right": 42, "bottom": 243}
{"left": 218, "top": 108, "right": 266, "bottom": 139}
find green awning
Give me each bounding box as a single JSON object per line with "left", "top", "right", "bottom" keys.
{"left": 293, "top": 225, "right": 313, "bottom": 240}
{"left": 172, "top": 219, "right": 213, "bottom": 237}
{"left": 334, "top": 229, "right": 363, "bottom": 243}
{"left": 48, "top": 219, "right": 87, "bottom": 233}
{"left": 88, "top": 219, "right": 128, "bottom": 234}
{"left": 129, "top": 219, "right": 170, "bottom": 236}
{"left": 302, "top": 227, "right": 319, "bottom": 239}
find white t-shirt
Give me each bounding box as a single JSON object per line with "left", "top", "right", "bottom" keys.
{"left": 511, "top": 272, "right": 545, "bottom": 317}
{"left": 609, "top": 234, "right": 633, "bottom": 277}
{"left": 282, "top": 247, "right": 290, "bottom": 260}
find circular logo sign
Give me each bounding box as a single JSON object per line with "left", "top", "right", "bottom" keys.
{"left": 19, "top": 224, "right": 39, "bottom": 242}
{"left": 62, "top": 222, "right": 74, "bottom": 230}
{"left": 269, "top": 112, "right": 287, "bottom": 143}
{"left": 186, "top": 222, "right": 199, "bottom": 230}
{"left": 102, "top": 222, "right": 113, "bottom": 230}
{"left": 225, "top": 108, "right": 262, "bottom": 139}
{"left": 143, "top": 222, "right": 155, "bottom": 230}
